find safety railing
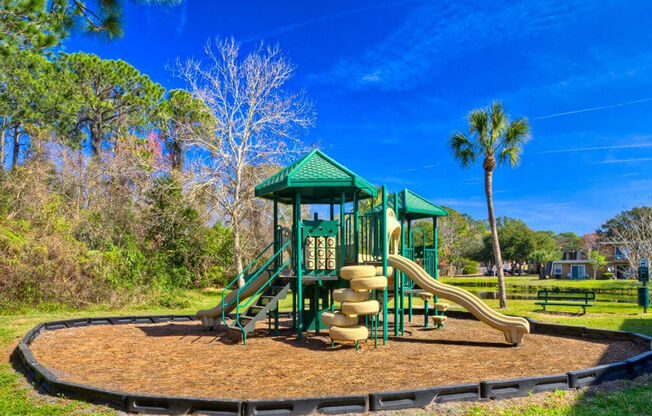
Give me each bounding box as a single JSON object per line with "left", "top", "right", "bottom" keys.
{"left": 424, "top": 248, "right": 437, "bottom": 278}
{"left": 219, "top": 242, "right": 274, "bottom": 317}
{"left": 401, "top": 247, "right": 416, "bottom": 289}
{"left": 359, "top": 212, "right": 382, "bottom": 261}
{"left": 233, "top": 242, "right": 292, "bottom": 344}
{"left": 219, "top": 241, "right": 282, "bottom": 327}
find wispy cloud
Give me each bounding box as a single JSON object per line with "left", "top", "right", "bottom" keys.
{"left": 589, "top": 158, "right": 652, "bottom": 165}
{"left": 311, "top": 1, "right": 605, "bottom": 90}
{"left": 175, "top": 2, "right": 187, "bottom": 36}
{"left": 532, "top": 98, "right": 652, "bottom": 120}
{"left": 401, "top": 163, "right": 440, "bottom": 172}
{"left": 531, "top": 139, "right": 652, "bottom": 155}
{"left": 241, "top": 0, "right": 423, "bottom": 43}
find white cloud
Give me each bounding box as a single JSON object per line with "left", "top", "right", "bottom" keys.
{"left": 311, "top": 0, "right": 604, "bottom": 90}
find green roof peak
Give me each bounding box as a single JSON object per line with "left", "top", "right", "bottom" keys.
{"left": 387, "top": 188, "right": 449, "bottom": 219}
{"left": 255, "top": 150, "right": 378, "bottom": 204}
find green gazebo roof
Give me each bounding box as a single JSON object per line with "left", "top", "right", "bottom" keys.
{"left": 387, "top": 189, "right": 449, "bottom": 220}
{"left": 254, "top": 150, "right": 378, "bottom": 204}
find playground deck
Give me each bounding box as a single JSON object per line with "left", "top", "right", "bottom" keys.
{"left": 29, "top": 317, "right": 645, "bottom": 401}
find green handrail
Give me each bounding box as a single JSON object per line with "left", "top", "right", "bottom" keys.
{"left": 220, "top": 242, "right": 275, "bottom": 325}
{"left": 227, "top": 240, "right": 292, "bottom": 328}
{"left": 235, "top": 259, "right": 292, "bottom": 345}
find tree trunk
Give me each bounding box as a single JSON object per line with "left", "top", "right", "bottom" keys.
{"left": 484, "top": 162, "right": 507, "bottom": 308}
{"left": 0, "top": 124, "right": 5, "bottom": 173}
{"left": 11, "top": 124, "right": 19, "bottom": 170}
{"left": 233, "top": 219, "right": 245, "bottom": 287}
{"left": 171, "top": 137, "right": 184, "bottom": 171}
{"left": 90, "top": 122, "right": 102, "bottom": 157}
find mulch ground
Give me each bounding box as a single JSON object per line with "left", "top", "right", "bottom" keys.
{"left": 29, "top": 317, "right": 646, "bottom": 400}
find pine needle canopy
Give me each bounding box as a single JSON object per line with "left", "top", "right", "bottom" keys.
{"left": 255, "top": 150, "right": 378, "bottom": 204}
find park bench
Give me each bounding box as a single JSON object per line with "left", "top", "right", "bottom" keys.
{"left": 535, "top": 289, "right": 596, "bottom": 314}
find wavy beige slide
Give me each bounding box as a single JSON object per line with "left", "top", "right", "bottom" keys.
{"left": 197, "top": 273, "right": 271, "bottom": 327}
{"left": 388, "top": 254, "right": 530, "bottom": 344}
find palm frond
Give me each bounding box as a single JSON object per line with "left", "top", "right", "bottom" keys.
{"left": 504, "top": 117, "right": 530, "bottom": 146}
{"left": 489, "top": 101, "right": 507, "bottom": 149}
{"left": 498, "top": 145, "right": 522, "bottom": 166}
{"left": 467, "top": 109, "right": 488, "bottom": 149}
{"left": 449, "top": 130, "right": 476, "bottom": 167}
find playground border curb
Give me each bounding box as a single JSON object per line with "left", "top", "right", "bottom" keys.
{"left": 15, "top": 313, "right": 652, "bottom": 415}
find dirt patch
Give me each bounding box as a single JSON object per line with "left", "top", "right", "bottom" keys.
{"left": 29, "top": 317, "right": 646, "bottom": 400}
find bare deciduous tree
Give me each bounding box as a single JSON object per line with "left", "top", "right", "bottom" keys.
{"left": 610, "top": 206, "right": 652, "bottom": 273}
{"left": 176, "top": 38, "right": 315, "bottom": 286}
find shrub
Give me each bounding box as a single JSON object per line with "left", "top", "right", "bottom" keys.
{"left": 462, "top": 259, "right": 480, "bottom": 275}
{"left": 601, "top": 272, "right": 615, "bottom": 280}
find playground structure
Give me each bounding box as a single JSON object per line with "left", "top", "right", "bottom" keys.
{"left": 197, "top": 150, "right": 530, "bottom": 345}
{"left": 17, "top": 150, "right": 652, "bottom": 416}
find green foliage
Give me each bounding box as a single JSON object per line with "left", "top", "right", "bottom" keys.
{"left": 556, "top": 231, "right": 582, "bottom": 252}
{"left": 0, "top": 0, "right": 180, "bottom": 53}
{"left": 602, "top": 272, "right": 614, "bottom": 279}
{"left": 597, "top": 206, "right": 652, "bottom": 239}
{"left": 462, "top": 259, "right": 480, "bottom": 275}
{"left": 57, "top": 52, "right": 166, "bottom": 154}
{"left": 157, "top": 89, "right": 213, "bottom": 170}
{"left": 449, "top": 101, "right": 531, "bottom": 169}
{"left": 588, "top": 250, "right": 607, "bottom": 279}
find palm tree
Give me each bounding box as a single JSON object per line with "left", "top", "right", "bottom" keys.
{"left": 449, "top": 102, "right": 530, "bottom": 308}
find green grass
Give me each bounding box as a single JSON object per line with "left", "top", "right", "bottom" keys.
{"left": 460, "top": 375, "right": 652, "bottom": 416}
{"left": 1, "top": 288, "right": 650, "bottom": 415}
{"left": 440, "top": 275, "right": 641, "bottom": 291}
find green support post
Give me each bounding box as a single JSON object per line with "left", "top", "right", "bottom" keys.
{"left": 424, "top": 299, "right": 429, "bottom": 328}
{"left": 381, "top": 185, "right": 388, "bottom": 344}
{"left": 408, "top": 294, "right": 413, "bottom": 322}
{"left": 273, "top": 196, "right": 278, "bottom": 270}
{"left": 433, "top": 216, "right": 438, "bottom": 279}
{"left": 314, "top": 282, "right": 320, "bottom": 335}
{"left": 393, "top": 193, "right": 399, "bottom": 336}
{"left": 354, "top": 190, "right": 359, "bottom": 262}
{"left": 295, "top": 191, "right": 303, "bottom": 340}
{"left": 340, "top": 192, "right": 345, "bottom": 268}
{"left": 274, "top": 306, "right": 279, "bottom": 335}
{"left": 432, "top": 216, "right": 439, "bottom": 326}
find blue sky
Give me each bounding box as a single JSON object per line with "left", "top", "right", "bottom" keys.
{"left": 64, "top": 0, "right": 652, "bottom": 235}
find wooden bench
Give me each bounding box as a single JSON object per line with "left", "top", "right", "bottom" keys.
{"left": 535, "top": 290, "right": 596, "bottom": 314}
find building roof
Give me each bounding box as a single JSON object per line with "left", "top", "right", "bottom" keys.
{"left": 254, "top": 150, "right": 378, "bottom": 204}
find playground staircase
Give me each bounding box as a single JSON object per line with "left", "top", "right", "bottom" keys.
{"left": 226, "top": 280, "right": 291, "bottom": 341}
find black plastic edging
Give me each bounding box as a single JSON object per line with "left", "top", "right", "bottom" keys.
{"left": 568, "top": 361, "right": 632, "bottom": 388}
{"left": 15, "top": 314, "right": 652, "bottom": 416}
{"left": 369, "top": 383, "right": 480, "bottom": 411}
{"left": 245, "top": 395, "right": 368, "bottom": 416}
{"left": 480, "top": 373, "right": 569, "bottom": 399}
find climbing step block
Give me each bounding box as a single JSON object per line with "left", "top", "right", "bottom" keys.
{"left": 329, "top": 325, "right": 368, "bottom": 342}
{"left": 333, "top": 288, "right": 369, "bottom": 303}
{"left": 321, "top": 311, "right": 358, "bottom": 327}
{"left": 340, "top": 265, "right": 376, "bottom": 280}
{"left": 350, "top": 276, "right": 388, "bottom": 291}
{"left": 431, "top": 315, "right": 447, "bottom": 325}
{"left": 418, "top": 292, "right": 433, "bottom": 301}
{"left": 433, "top": 303, "right": 449, "bottom": 312}
{"left": 341, "top": 300, "right": 379, "bottom": 316}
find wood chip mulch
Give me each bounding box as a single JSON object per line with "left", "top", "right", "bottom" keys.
{"left": 29, "top": 317, "right": 646, "bottom": 400}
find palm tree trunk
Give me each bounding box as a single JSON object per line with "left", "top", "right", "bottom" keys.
{"left": 484, "top": 165, "right": 507, "bottom": 308}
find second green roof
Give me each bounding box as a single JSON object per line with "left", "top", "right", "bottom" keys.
{"left": 388, "top": 189, "right": 449, "bottom": 220}
{"left": 254, "top": 150, "right": 378, "bottom": 204}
